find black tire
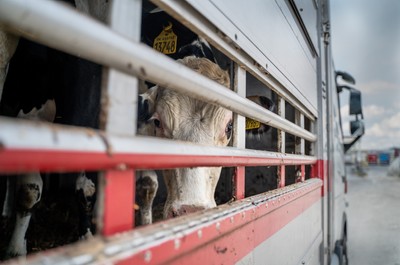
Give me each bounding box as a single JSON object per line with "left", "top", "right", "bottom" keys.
{"left": 342, "top": 233, "right": 349, "bottom": 265}
{"left": 334, "top": 237, "right": 349, "bottom": 265}
{"left": 335, "top": 242, "right": 344, "bottom": 265}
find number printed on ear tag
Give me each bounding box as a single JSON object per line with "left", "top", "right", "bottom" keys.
{"left": 246, "top": 118, "right": 261, "bottom": 130}
{"left": 153, "top": 22, "right": 178, "bottom": 55}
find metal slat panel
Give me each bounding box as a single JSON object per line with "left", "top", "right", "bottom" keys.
{"left": 0, "top": 0, "right": 316, "bottom": 142}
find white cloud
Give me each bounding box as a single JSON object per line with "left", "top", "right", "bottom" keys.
{"left": 360, "top": 135, "right": 399, "bottom": 150}
{"left": 386, "top": 112, "right": 400, "bottom": 129}
{"left": 366, "top": 112, "right": 400, "bottom": 138}
{"left": 363, "top": 104, "right": 386, "bottom": 118}
{"left": 360, "top": 80, "right": 399, "bottom": 95}
{"left": 367, "top": 124, "right": 386, "bottom": 137}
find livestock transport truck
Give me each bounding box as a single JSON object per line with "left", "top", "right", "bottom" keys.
{"left": 0, "top": 0, "right": 364, "bottom": 264}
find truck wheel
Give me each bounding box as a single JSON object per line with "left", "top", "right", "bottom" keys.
{"left": 342, "top": 233, "right": 349, "bottom": 265}
{"left": 334, "top": 237, "right": 348, "bottom": 265}
{"left": 334, "top": 243, "right": 344, "bottom": 264}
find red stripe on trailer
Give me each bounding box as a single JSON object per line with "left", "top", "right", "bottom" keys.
{"left": 311, "top": 160, "right": 326, "bottom": 196}
{"left": 278, "top": 165, "right": 285, "bottom": 188}
{"left": 0, "top": 149, "right": 316, "bottom": 173}
{"left": 114, "top": 180, "right": 322, "bottom": 265}
{"left": 233, "top": 166, "right": 245, "bottom": 200}
{"left": 103, "top": 170, "right": 135, "bottom": 235}
{"left": 177, "top": 188, "right": 321, "bottom": 265}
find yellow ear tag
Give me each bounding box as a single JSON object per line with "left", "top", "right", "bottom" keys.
{"left": 153, "top": 22, "right": 178, "bottom": 55}
{"left": 246, "top": 118, "right": 261, "bottom": 130}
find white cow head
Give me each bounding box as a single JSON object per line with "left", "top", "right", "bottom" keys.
{"left": 150, "top": 56, "right": 232, "bottom": 218}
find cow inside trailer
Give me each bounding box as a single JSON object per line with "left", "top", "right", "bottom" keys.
{"left": 0, "top": 0, "right": 357, "bottom": 264}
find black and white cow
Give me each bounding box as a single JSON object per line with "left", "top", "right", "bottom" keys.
{"left": 0, "top": 0, "right": 110, "bottom": 258}
{"left": 0, "top": 40, "right": 99, "bottom": 258}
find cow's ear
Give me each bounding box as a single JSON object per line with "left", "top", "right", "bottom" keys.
{"left": 246, "top": 95, "right": 274, "bottom": 113}
{"left": 17, "top": 99, "right": 56, "bottom": 122}
{"left": 259, "top": 96, "right": 275, "bottom": 112}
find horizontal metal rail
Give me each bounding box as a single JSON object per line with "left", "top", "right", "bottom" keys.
{"left": 0, "top": 0, "right": 316, "bottom": 142}
{"left": 0, "top": 117, "right": 317, "bottom": 173}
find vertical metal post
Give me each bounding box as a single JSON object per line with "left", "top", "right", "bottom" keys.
{"left": 295, "top": 111, "right": 306, "bottom": 182}
{"left": 98, "top": 0, "right": 142, "bottom": 235}
{"left": 103, "top": 170, "right": 135, "bottom": 236}
{"left": 300, "top": 113, "right": 305, "bottom": 181}
{"left": 278, "top": 97, "right": 286, "bottom": 188}
{"left": 294, "top": 110, "right": 301, "bottom": 154}
{"left": 233, "top": 64, "right": 246, "bottom": 200}
{"left": 310, "top": 119, "right": 321, "bottom": 179}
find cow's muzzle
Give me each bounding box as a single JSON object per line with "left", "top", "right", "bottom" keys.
{"left": 167, "top": 204, "right": 206, "bottom": 218}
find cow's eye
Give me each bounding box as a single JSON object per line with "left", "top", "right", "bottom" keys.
{"left": 154, "top": 118, "right": 161, "bottom": 128}
{"left": 225, "top": 120, "right": 233, "bottom": 139}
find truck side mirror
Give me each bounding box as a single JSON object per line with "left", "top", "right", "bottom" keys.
{"left": 336, "top": 71, "right": 356, "bottom": 85}
{"left": 345, "top": 120, "right": 365, "bottom": 152}
{"left": 349, "top": 88, "right": 363, "bottom": 116}
{"left": 350, "top": 120, "right": 364, "bottom": 135}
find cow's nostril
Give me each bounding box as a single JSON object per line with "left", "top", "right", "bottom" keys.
{"left": 167, "top": 205, "right": 206, "bottom": 219}
{"left": 172, "top": 210, "right": 179, "bottom": 218}
{"left": 166, "top": 208, "right": 179, "bottom": 219}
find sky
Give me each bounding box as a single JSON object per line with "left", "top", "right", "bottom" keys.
{"left": 330, "top": 0, "right": 400, "bottom": 150}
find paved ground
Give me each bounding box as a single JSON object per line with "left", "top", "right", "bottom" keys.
{"left": 346, "top": 165, "right": 400, "bottom": 265}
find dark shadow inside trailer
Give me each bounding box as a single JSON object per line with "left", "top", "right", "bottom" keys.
{"left": 0, "top": 171, "right": 98, "bottom": 258}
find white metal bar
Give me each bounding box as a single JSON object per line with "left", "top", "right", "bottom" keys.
{"left": 98, "top": 0, "right": 142, "bottom": 236}
{"left": 233, "top": 65, "right": 246, "bottom": 149}
{"left": 295, "top": 111, "right": 306, "bottom": 155}
{"left": 279, "top": 98, "right": 286, "bottom": 154}
{"left": 100, "top": 0, "right": 142, "bottom": 135}
{"left": 0, "top": 117, "right": 316, "bottom": 165}
{"left": 310, "top": 120, "right": 316, "bottom": 156}
{"left": 232, "top": 63, "right": 246, "bottom": 200}
{"left": 278, "top": 97, "right": 286, "bottom": 187}
{"left": 152, "top": 0, "right": 316, "bottom": 121}
{"left": 298, "top": 113, "right": 306, "bottom": 181}
{"left": 295, "top": 110, "right": 301, "bottom": 154}
{"left": 300, "top": 114, "right": 305, "bottom": 155}
{"left": 0, "top": 0, "right": 316, "bottom": 142}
